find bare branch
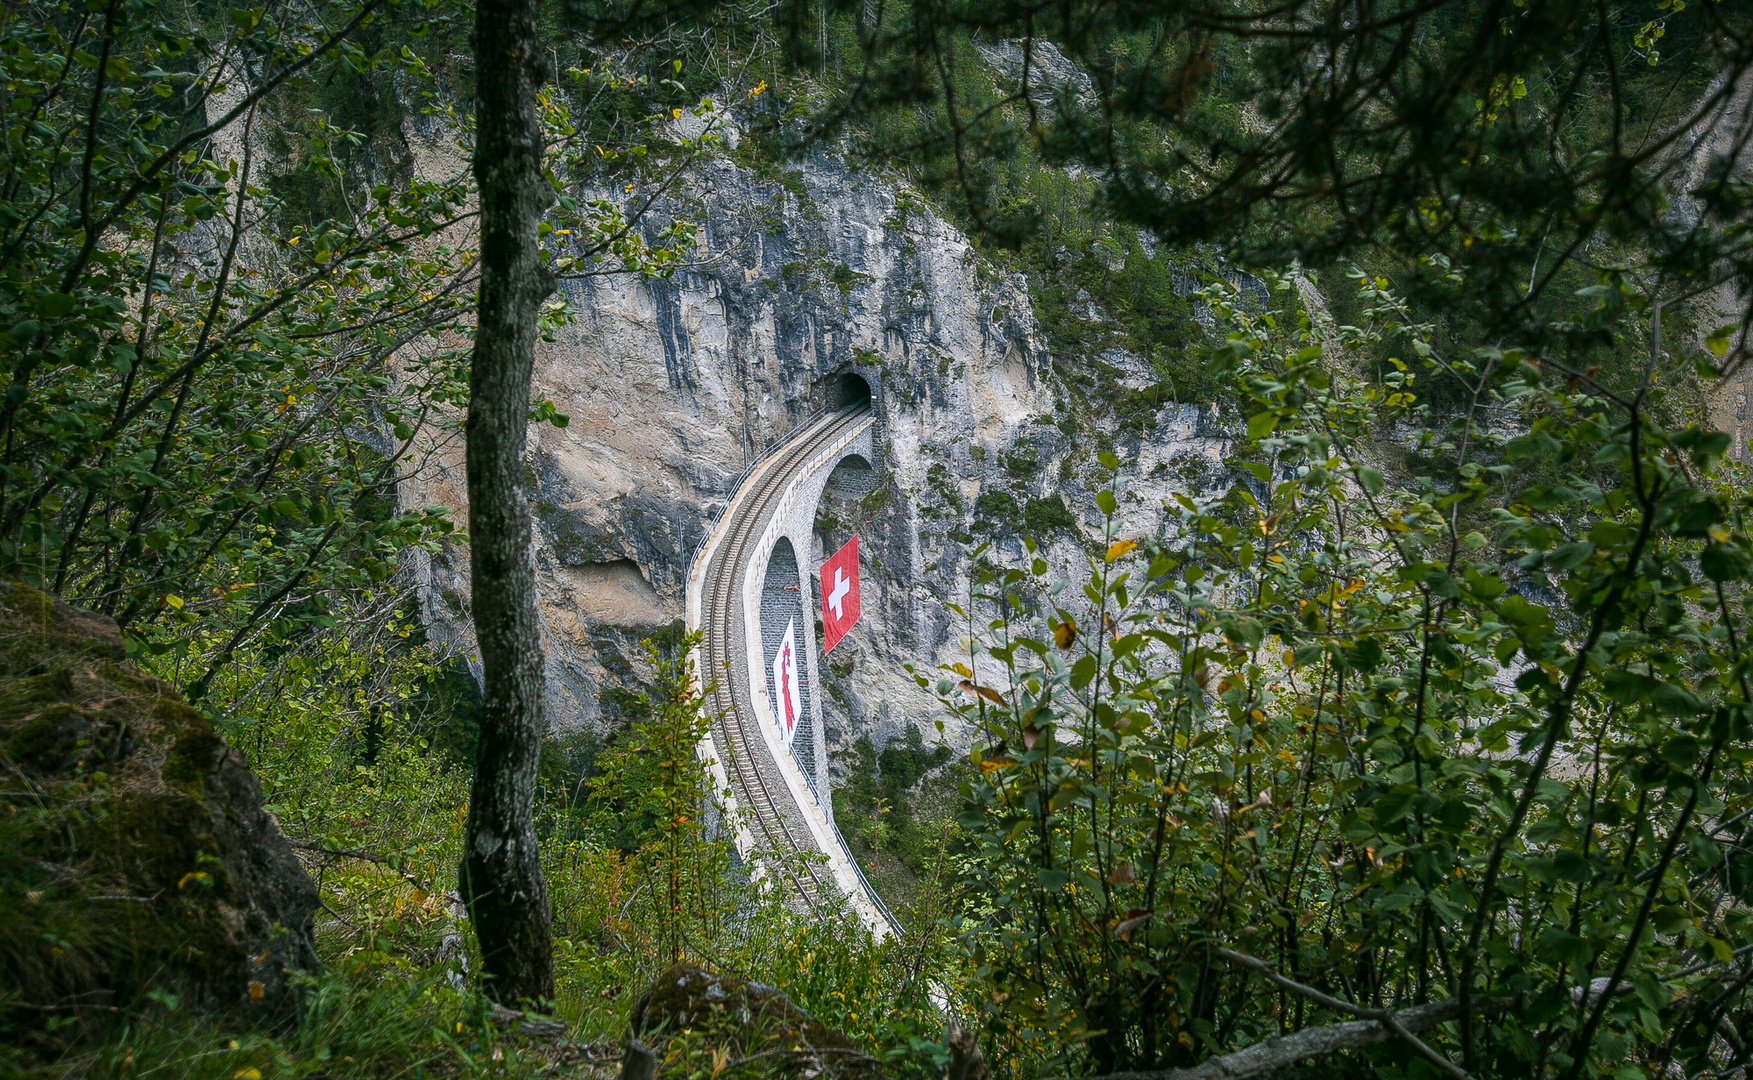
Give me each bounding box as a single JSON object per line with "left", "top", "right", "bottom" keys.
{"left": 1055, "top": 994, "right": 1512, "bottom": 1080}
{"left": 1210, "top": 947, "right": 1477, "bottom": 1080}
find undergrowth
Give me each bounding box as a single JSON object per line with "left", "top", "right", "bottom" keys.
{"left": 6, "top": 595, "right": 951, "bottom": 1079}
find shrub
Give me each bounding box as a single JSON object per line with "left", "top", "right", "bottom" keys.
{"left": 930, "top": 271, "right": 1753, "bottom": 1079}
{"left": 973, "top": 490, "right": 1019, "bottom": 531}
{"left": 1022, "top": 495, "right": 1077, "bottom": 535}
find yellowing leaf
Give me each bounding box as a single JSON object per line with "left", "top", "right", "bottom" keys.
{"left": 1105, "top": 539, "right": 1137, "bottom": 563}
{"left": 1707, "top": 325, "right": 1736, "bottom": 357}
{"left": 164, "top": 594, "right": 184, "bottom": 610}
{"left": 247, "top": 981, "right": 264, "bottom": 1003}
{"left": 1114, "top": 910, "right": 1152, "bottom": 941}
{"left": 957, "top": 679, "right": 1009, "bottom": 707}
{"left": 1053, "top": 618, "right": 1078, "bottom": 650}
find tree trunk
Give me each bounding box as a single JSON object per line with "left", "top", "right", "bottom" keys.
{"left": 461, "top": 0, "right": 555, "bottom": 1006}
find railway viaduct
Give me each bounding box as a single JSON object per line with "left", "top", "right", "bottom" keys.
{"left": 683, "top": 372, "right": 897, "bottom": 937}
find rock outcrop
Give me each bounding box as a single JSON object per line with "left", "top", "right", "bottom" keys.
{"left": 0, "top": 579, "right": 319, "bottom": 1043}
{"left": 630, "top": 963, "right": 875, "bottom": 1077}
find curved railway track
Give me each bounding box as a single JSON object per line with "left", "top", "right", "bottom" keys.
{"left": 695, "top": 405, "right": 874, "bottom": 913}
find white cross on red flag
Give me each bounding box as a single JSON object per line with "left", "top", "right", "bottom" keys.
{"left": 820, "top": 535, "right": 861, "bottom": 654}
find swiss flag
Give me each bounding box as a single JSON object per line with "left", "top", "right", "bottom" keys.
{"left": 820, "top": 536, "right": 861, "bottom": 654}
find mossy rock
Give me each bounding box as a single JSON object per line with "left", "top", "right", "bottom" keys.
{"left": 630, "top": 963, "right": 874, "bottom": 1077}
{"left": 0, "top": 578, "right": 318, "bottom": 1049}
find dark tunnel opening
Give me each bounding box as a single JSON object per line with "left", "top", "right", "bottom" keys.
{"left": 827, "top": 372, "right": 873, "bottom": 411}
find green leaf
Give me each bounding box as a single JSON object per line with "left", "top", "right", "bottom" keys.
{"left": 1545, "top": 541, "right": 1594, "bottom": 571}
{"left": 1246, "top": 411, "right": 1279, "bottom": 441}
{"left": 1499, "top": 595, "right": 1554, "bottom": 651}
{"left": 1356, "top": 466, "right": 1384, "bottom": 495}
{"left": 1423, "top": 567, "right": 1460, "bottom": 598}
{"left": 1070, "top": 655, "right": 1097, "bottom": 689}
{"left": 1374, "top": 783, "right": 1418, "bottom": 826}
{"left": 1374, "top": 890, "right": 1416, "bottom": 913}
{"left": 1552, "top": 849, "right": 1591, "bottom": 883}
{"left": 1650, "top": 684, "right": 1703, "bottom": 717}
{"left": 34, "top": 293, "right": 75, "bottom": 317}
{"left": 1602, "top": 669, "right": 1658, "bottom": 705}
{"left": 1342, "top": 635, "right": 1384, "bottom": 672}
{"left": 1706, "top": 325, "right": 1736, "bottom": 357}
{"left": 1672, "top": 496, "right": 1719, "bottom": 538}
{"left": 1222, "top": 617, "right": 1264, "bottom": 650}
{"left": 1652, "top": 905, "right": 1692, "bottom": 935}
{"left": 1701, "top": 542, "right": 1752, "bottom": 582}
{"left": 1658, "top": 736, "right": 1699, "bottom": 769}
{"left": 1538, "top": 929, "right": 1594, "bottom": 967}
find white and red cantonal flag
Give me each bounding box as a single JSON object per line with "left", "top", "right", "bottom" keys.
{"left": 773, "top": 617, "right": 803, "bottom": 746}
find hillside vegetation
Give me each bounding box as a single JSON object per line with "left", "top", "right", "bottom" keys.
{"left": 6, "top": 1, "right": 1753, "bottom": 1080}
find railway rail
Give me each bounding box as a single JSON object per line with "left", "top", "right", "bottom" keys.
{"left": 690, "top": 404, "right": 885, "bottom": 922}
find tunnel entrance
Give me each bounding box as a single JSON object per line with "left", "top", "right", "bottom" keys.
{"left": 826, "top": 372, "right": 872, "bottom": 411}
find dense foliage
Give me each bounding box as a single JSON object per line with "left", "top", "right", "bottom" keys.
{"left": 929, "top": 269, "right": 1753, "bottom": 1079}
{"left": 0, "top": 0, "right": 722, "bottom": 689}
{"left": 0, "top": 0, "right": 473, "bottom": 667}
{"left": 820, "top": 0, "right": 1752, "bottom": 329}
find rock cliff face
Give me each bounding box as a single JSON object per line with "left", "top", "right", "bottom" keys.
{"left": 400, "top": 151, "right": 1232, "bottom": 769}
